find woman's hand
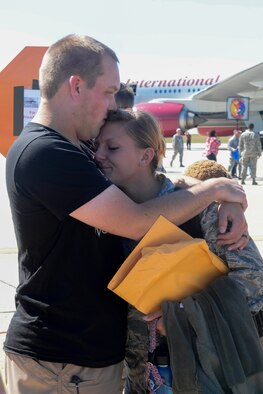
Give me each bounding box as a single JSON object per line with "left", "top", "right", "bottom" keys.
{"left": 217, "top": 202, "right": 249, "bottom": 250}
{"left": 143, "top": 310, "right": 167, "bottom": 336}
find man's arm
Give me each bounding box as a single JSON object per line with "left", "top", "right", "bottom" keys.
{"left": 173, "top": 179, "right": 249, "bottom": 248}
{"left": 228, "top": 139, "right": 235, "bottom": 152}
{"left": 256, "top": 136, "right": 262, "bottom": 157}
{"left": 70, "top": 177, "right": 247, "bottom": 241}
{"left": 239, "top": 135, "right": 244, "bottom": 153}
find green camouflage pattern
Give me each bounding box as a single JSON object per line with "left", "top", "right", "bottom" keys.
{"left": 124, "top": 305, "right": 149, "bottom": 393}
{"left": 239, "top": 129, "right": 262, "bottom": 181}
{"left": 200, "top": 202, "right": 263, "bottom": 313}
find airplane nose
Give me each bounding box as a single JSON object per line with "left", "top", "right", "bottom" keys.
{"left": 179, "top": 109, "right": 206, "bottom": 130}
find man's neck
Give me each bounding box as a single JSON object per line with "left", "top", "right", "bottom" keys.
{"left": 32, "top": 101, "right": 82, "bottom": 148}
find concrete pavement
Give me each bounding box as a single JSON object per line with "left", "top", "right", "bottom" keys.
{"left": 0, "top": 144, "right": 262, "bottom": 380}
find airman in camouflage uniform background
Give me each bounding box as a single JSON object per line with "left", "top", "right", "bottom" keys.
{"left": 239, "top": 123, "right": 262, "bottom": 185}
{"left": 170, "top": 128, "right": 184, "bottom": 167}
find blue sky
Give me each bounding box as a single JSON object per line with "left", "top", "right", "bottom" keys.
{"left": 1, "top": 0, "right": 263, "bottom": 82}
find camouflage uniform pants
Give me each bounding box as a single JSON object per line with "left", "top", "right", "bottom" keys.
{"left": 241, "top": 156, "right": 258, "bottom": 181}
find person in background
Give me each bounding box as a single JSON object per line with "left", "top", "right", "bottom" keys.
{"left": 4, "top": 34, "right": 247, "bottom": 394}
{"left": 94, "top": 110, "right": 259, "bottom": 394}
{"left": 204, "top": 129, "right": 221, "bottom": 161}
{"left": 239, "top": 123, "right": 262, "bottom": 185}
{"left": 170, "top": 128, "right": 184, "bottom": 167}
{"left": 156, "top": 138, "right": 167, "bottom": 173}
{"left": 227, "top": 129, "right": 242, "bottom": 178}
{"left": 115, "top": 82, "right": 135, "bottom": 109}
{"left": 185, "top": 130, "right": 192, "bottom": 150}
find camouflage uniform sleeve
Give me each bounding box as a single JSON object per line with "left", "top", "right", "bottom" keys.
{"left": 200, "top": 203, "right": 263, "bottom": 313}
{"left": 256, "top": 133, "right": 262, "bottom": 156}
{"left": 239, "top": 134, "right": 244, "bottom": 153}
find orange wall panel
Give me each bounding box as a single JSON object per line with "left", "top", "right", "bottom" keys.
{"left": 0, "top": 46, "right": 47, "bottom": 156}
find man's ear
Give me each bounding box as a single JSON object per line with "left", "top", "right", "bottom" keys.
{"left": 139, "top": 147, "right": 155, "bottom": 167}
{"left": 69, "top": 75, "right": 82, "bottom": 99}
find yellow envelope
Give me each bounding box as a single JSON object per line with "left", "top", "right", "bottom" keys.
{"left": 108, "top": 216, "right": 229, "bottom": 314}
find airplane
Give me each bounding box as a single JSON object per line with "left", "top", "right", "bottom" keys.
{"left": 1, "top": 46, "right": 263, "bottom": 157}
{"left": 126, "top": 75, "right": 221, "bottom": 104}
{"left": 126, "top": 63, "right": 263, "bottom": 137}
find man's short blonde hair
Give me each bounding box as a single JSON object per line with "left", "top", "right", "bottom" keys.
{"left": 39, "top": 34, "right": 118, "bottom": 99}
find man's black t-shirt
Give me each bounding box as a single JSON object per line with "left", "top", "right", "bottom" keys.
{"left": 4, "top": 123, "right": 127, "bottom": 367}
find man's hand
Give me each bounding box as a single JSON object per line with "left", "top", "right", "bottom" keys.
{"left": 217, "top": 202, "right": 248, "bottom": 250}
{"left": 174, "top": 177, "right": 247, "bottom": 210}
{"left": 203, "top": 178, "right": 247, "bottom": 211}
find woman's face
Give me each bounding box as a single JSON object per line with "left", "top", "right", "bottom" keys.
{"left": 95, "top": 121, "right": 146, "bottom": 188}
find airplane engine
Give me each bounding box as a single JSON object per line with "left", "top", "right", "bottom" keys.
{"left": 133, "top": 101, "right": 205, "bottom": 137}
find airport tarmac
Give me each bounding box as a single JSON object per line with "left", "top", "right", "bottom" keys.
{"left": 0, "top": 143, "right": 262, "bottom": 380}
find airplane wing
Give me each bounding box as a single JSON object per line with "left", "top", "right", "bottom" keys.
{"left": 193, "top": 62, "right": 263, "bottom": 103}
